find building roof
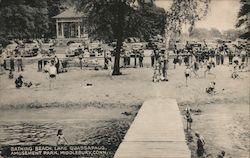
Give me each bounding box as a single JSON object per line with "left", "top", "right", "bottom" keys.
{"left": 52, "top": 8, "right": 84, "bottom": 19}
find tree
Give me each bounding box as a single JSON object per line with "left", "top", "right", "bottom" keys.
{"left": 0, "top": 0, "right": 49, "bottom": 39}
{"left": 222, "top": 29, "right": 241, "bottom": 41}
{"left": 0, "top": 0, "right": 71, "bottom": 39}
{"left": 75, "top": 0, "right": 210, "bottom": 75}
{"left": 75, "top": 0, "right": 166, "bottom": 75}
{"left": 166, "top": 0, "right": 211, "bottom": 44}
{"left": 46, "top": 0, "right": 69, "bottom": 38}
{"left": 236, "top": 0, "right": 250, "bottom": 39}
{"left": 76, "top": 0, "right": 166, "bottom": 75}
{"left": 210, "top": 28, "right": 222, "bottom": 38}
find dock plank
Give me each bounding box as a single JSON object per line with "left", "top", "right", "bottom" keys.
{"left": 114, "top": 98, "right": 190, "bottom": 158}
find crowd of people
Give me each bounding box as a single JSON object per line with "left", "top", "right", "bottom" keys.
{"left": 0, "top": 39, "right": 248, "bottom": 158}
{"left": 171, "top": 43, "right": 248, "bottom": 158}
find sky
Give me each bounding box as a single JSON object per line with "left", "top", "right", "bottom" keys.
{"left": 154, "top": 0, "right": 241, "bottom": 31}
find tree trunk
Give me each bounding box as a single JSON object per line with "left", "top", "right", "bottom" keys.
{"left": 113, "top": 38, "right": 122, "bottom": 75}
{"left": 112, "top": 1, "right": 125, "bottom": 75}
{"left": 134, "top": 54, "right": 137, "bottom": 68}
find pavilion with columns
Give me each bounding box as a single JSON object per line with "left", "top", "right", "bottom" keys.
{"left": 52, "top": 8, "right": 88, "bottom": 44}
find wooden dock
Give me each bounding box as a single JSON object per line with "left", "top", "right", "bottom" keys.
{"left": 114, "top": 98, "right": 190, "bottom": 158}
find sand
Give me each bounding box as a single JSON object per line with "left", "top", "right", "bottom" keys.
{"left": 0, "top": 56, "right": 249, "bottom": 158}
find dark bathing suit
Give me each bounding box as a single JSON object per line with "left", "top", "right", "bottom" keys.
{"left": 50, "top": 74, "right": 56, "bottom": 78}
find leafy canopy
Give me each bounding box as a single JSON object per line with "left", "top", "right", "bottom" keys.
{"left": 236, "top": 0, "right": 250, "bottom": 39}
{"left": 0, "top": 0, "right": 67, "bottom": 39}
{"left": 75, "top": 0, "right": 166, "bottom": 42}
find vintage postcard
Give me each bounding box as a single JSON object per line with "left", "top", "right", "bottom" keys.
{"left": 0, "top": 0, "right": 249, "bottom": 158}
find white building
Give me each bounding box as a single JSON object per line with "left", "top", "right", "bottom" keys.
{"left": 53, "top": 8, "right": 88, "bottom": 45}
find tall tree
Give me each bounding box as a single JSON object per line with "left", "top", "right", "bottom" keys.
{"left": 165, "top": 0, "right": 211, "bottom": 45}
{"left": 75, "top": 0, "right": 210, "bottom": 75}
{"left": 75, "top": 0, "right": 166, "bottom": 75}
{"left": 236, "top": 0, "right": 250, "bottom": 40}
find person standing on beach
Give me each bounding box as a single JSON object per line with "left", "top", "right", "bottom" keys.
{"left": 17, "top": 54, "right": 23, "bottom": 72}
{"left": 105, "top": 58, "right": 113, "bottom": 79}
{"left": 54, "top": 55, "right": 60, "bottom": 73}
{"left": 10, "top": 54, "right": 15, "bottom": 71}
{"left": 79, "top": 54, "right": 84, "bottom": 69}
{"left": 178, "top": 55, "right": 182, "bottom": 66}
{"left": 162, "top": 52, "right": 168, "bottom": 81}
{"left": 185, "top": 107, "right": 192, "bottom": 131}
{"left": 150, "top": 51, "right": 155, "bottom": 67}
{"left": 0, "top": 53, "right": 6, "bottom": 74}
{"left": 184, "top": 66, "right": 191, "bottom": 87}
{"left": 139, "top": 51, "right": 144, "bottom": 68}
{"left": 195, "top": 132, "right": 206, "bottom": 157}
{"left": 220, "top": 48, "right": 225, "bottom": 65}
{"left": 204, "top": 59, "right": 215, "bottom": 78}
{"left": 184, "top": 55, "right": 189, "bottom": 66}
{"left": 240, "top": 48, "right": 246, "bottom": 67}
{"left": 48, "top": 60, "right": 57, "bottom": 90}
{"left": 215, "top": 48, "right": 221, "bottom": 65}
{"left": 173, "top": 55, "right": 178, "bottom": 69}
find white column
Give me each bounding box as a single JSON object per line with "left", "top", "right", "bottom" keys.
{"left": 56, "top": 20, "right": 59, "bottom": 38}
{"left": 78, "top": 23, "right": 81, "bottom": 38}
{"left": 61, "top": 23, "right": 64, "bottom": 38}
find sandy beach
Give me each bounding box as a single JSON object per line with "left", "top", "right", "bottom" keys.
{"left": 0, "top": 58, "right": 249, "bottom": 158}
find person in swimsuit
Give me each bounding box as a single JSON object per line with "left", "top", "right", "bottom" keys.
{"left": 15, "top": 74, "right": 23, "bottom": 88}
{"left": 204, "top": 59, "right": 215, "bottom": 78}
{"left": 48, "top": 60, "right": 57, "bottom": 89}
{"left": 105, "top": 58, "right": 113, "bottom": 79}
{"left": 184, "top": 66, "right": 191, "bottom": 87}
{"left": 56, "top": 129, "right": 68, "bottom": 145}
{"left": 195, "top": 132, "right": 206, "bottom": 157}
{"left": 185, "top": 107, "right": 192, "bottom": 131}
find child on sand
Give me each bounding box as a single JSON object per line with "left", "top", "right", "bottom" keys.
{"left": 206, "top": 81, "right": 216, "bottom": 94}
{"left": 205, "top": 61, "right": 211, "bottom": 76}
{"left": 15, "top": 74, "right": 23, "bottom": 88}
{"left": 105, "top": 58, "right": 113, "bottom": 79}
{"left": 152, "top": 60, "right": 162, "bottom": 82}
{"left": 192, "top": 60, "right": 199, "bottom": 78}
{"left": 217, "top": 150, "right": 225, "bottom": 158}
{"left": 56, "top": 129, "right": 68, "bottom": 145}
{"left": 204, "top": 59, "right": 216, "bottom": 78}
{"left": 9, "top": 70, "right": 14, "bottom": 79}
{"left": 231, "top": 64, "right": 239, "bottom": 79}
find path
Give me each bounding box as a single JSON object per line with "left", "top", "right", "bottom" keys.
{"left": 114, "top": 98, "right": 190, "bottom": 158}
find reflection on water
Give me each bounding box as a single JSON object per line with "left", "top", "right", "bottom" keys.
{"left": 0, "top": 106, "right": 133, "bottom": 148}
{"left": 192, "top": 104, "right": 249, "bottom": 158}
